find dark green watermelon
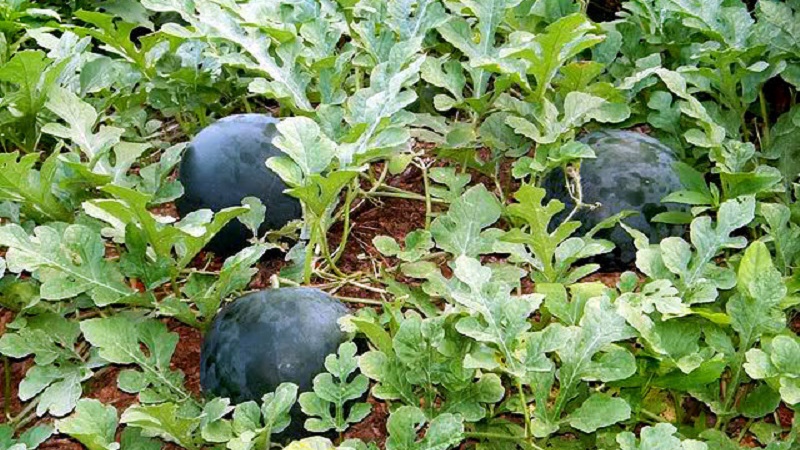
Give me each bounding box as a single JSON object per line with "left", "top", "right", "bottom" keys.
{"left": 176, "top": 114, "right": 301, "bottom": 256}
{"left": 200, "top": 288, "right": 348, "bottom": 435}
{"left": 543, "top": 130, "right": 686, "bottom": 266}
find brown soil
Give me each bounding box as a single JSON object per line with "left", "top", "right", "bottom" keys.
{"left": 343, "top": 396, "right": 390, "bottom": 448}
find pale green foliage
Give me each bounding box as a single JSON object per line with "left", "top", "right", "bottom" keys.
{"left": 56, "top": 399, "right": 120, "bottom": 450}
{"left": 0, "top": 50, "right": 70, "bottom": 152}
{"left": 617, "top": 423, "right": 708, "bottom": 449}
{"left": 631, "top": 196, "right": 756, "bottom": 305}
{"left": 0, "top": 0, "right": 799, "bottom": 449}
{"left": 0, "top": 425, "right": 53, "bottom": 450}
{"left": 385, "top": 406, "right": 464, "bottom": 450}
{"left": 430, "top": 185, "right": 502, "bottom": 258}
{"left": 449, "top": 256, "right": 541, "bottom": 377}
{"left": 0, "top": 152, "right": 72, "bottom": 222}
{"left": 745, "top": 335, "right": 800, "bottom": 405}
{"left": 502, "top": 184, "right": 613, "bottom": 283}
{"left": 84, "top": 185, "right": 247, "bottom": 269}
{"left": 728, "top": 241, "right": 786, "bottom": 348}
{"left": 299, "top": 342, "right": 371, "bottom": 433}
{"left": 121, "top": 383, "right": 298, "bottom": 450}
{"left": 42, "top": 87, "right": 124, "bottom": 163}
{"left": 437, "top": 0, "right": 523, "bottom": 99}
{"left": 0, "top": 313, "right": 90, "bottom": 418}
{"left": 80, "top": 316, "right": 190, "bottom": 404}
{"left": 500, "top": 14, "right": 605, "bottom": 98}
{"left": 373, "top": 231, "right": 434, "bottom": 263}
{"left": 0, "top": 223, "right": 135, "bottom": 306}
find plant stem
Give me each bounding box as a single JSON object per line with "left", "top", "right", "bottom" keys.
{"left": 759, "top": 88, "right": 771, "bottom": 149}
{"left": 319, "top": 224, "right": 346, "bottom": 278}
{"left": 8, "top": 397, "right": 40, "bottom": 431}
{"left": 737, "top": 418, "right": 754, "bottom": 443}
{"left": 170, "top": 272, "right": 181, "bottom": 298}
{"left": 516, "top": 380, "right": 532, "bottom": 439}
{"left": 640, "top": 408, "right": 668, "bottom": 424}
{"left": 719, "top": 349, "right": 747, "bottom": 429}
{"left": 420, "top": 160, "right": 433, "bottom": 229}
{"left": 672, "top": 391, "right": 683, "bottom": 425}
{"left": 345, "top": 280, "right": 387, "bottom": 294}
{"left": 333, "top": 180, "right": 358, "bottom": 264}
{"left": 366, "top": 164, "right": 389, "bottom": 195}
{"left": 464, "top": 432, "right": 523, "bottom": 442}
{"left": 365, "top": 191, "right": 446, "bottom": 203}
{"left": 332, "top": 295, "right": 383, "bottom": 306}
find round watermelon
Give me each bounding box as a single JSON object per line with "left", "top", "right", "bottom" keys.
{"left": 543, "top": 130, "right": 686, "bottom": 266}
{"left": 200, "top": 288, "right": 349, "bottom": 435}
{"left": 176, "top": 114, "right": 301, "bottom": 257}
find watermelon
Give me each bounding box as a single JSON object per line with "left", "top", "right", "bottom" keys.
{"left": 176, "top": 114, "right": 301, "bottom": 256}
{"left": 200, "top": 287, "right": 349, "bottom": 435}
{"left": 543, "top": 130, "right": 686, "bottom": 266}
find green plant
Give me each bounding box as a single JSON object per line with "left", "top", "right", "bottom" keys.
{"left": 0, "top": 0, "right": 798, "bottom": 449}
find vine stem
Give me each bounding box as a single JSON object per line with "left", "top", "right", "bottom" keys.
{"left": 464, "top": 432, "right": 544, "bottom": 450}
{"left": 759, "top": 88, "right": 771, "bottom": 148}
{"left": 8, "top": 397, "right": 41, "bottom": 431}
{"left": 332, "top": 295, "right": 383, "bottom": 306}
{"left": 364, "top": 190, "right": 447, "bottom": 204}
{"left": 718, "top": 349, "right": 747, "bottom": 429}
{"left": 516, "top": 380, "right": 533, "bottom": 440}
{"left": 419, "top": 159, "right": 433, "bottom": 229}
{"left": 640, "top": 409, "right": 669, "bottom": 424}
{"left": 737, "top": 418, "right": 754, "bottom": 443}
{"left": 365, "top": 164, "right": 390, "bottom": 195}
{"left": 303, "top": 236, "right": 315, "bottom": 285}
{"left": 332, "top": 179, "right": 359, "bottom": 264}
{"left": 319, "top": 224, "right": 347, "bottom": 279}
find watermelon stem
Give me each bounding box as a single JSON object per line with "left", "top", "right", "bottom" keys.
{"left": 418, "top": 158, "right": 434, "bottom": 229}
{"left": 759, "top": 88, "right": 771, "bottom": 148}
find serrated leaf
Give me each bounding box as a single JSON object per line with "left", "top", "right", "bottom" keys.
{"left": 0, "top": 224, "right": 135, "bottom": 306}
{"left": 143, "top": 0, "right": 313, "bottom": 110}
{"left": 300, "top": 342, "right": 371, "bottom": 433}
{"left": 239, "top": 197, "right": 267, "bottom": 238}
{"left": 121, "top": 402, "right": 199, "bottom": 449}
{"left": 728, "top": 241, "right": 786, "bottom": 347}
{"left": 42, "top": 87, "right": 124, "bottom": 163}
{"left": 617, "top": 423, "right": 708, "bottom": 449}
{"left": 437, "top": 0, "right": 523, "bottom": 98}
{"left": 450, "top": 256, "right": 540, "bottom": 377}
{"left": 662, "top": 0, "right": 753, "bottom": 48}
{"left": 745, "top": 334, "right": 800, "bottom": 405}
{"left": 261, "top": 382, "right": 298, "bottom": 435}
{"left": 502, "top": 184, "right": 589, "bottom": 282}
{"left": 439, "top": 373, "right": 504, "bottom": 421}
{"left": 430, "top": 185, "right": 501, "bottom": 257}
{"left": 500, "top": 14, "right": 604, "bottom": 98}
{"left": 81, "top": 316, "right": 189, "bottom": 403}
{"left": 56, "top": 399, "right": 120, "bottom": 450}
{"left": 385, "top": 406, "right": 464, "bottom": 450}
{"left": 566, "top": 394, "right": 631, "bottom": 433}
{"left": 0, "top": 152, "right": 72, "bottom": 222}
{"left": 0, "top": 50, "right": 69, "bottom": 152}
{"left": 200, "top": 398, "right": 233, "bottom": 443}
{"left": 274, "top": 117, "right": 338, "bottom": 177}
